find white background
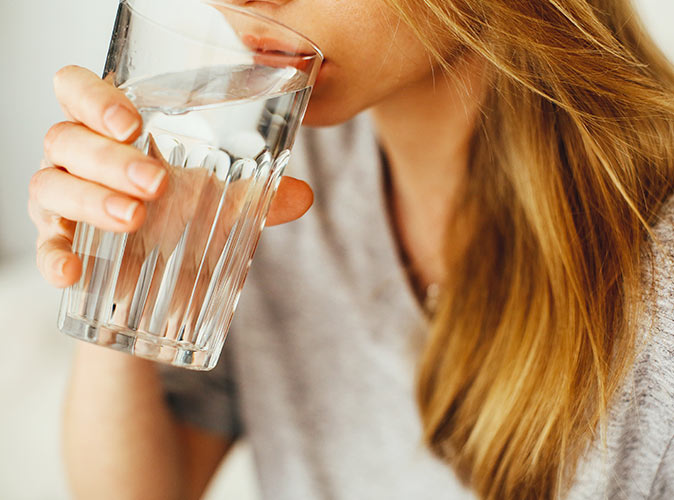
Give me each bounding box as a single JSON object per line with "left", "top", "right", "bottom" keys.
{"left": 0, "top": 1, "right": 672, "bottom": 499}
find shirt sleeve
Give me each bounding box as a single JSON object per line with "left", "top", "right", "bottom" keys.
{"left": 157, "top": 339, "right": 243, "bottom": 440}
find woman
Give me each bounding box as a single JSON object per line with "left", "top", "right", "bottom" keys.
{"left": 29, "top": 0, "right": 674, "bottom": 498}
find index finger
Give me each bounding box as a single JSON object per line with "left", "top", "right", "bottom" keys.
{"left": 53, "top": 65, "right": 141, "bottom": 143}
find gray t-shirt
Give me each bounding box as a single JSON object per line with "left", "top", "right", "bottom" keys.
{"left": 160, "top": 114, "right": 674, "bottom": 499}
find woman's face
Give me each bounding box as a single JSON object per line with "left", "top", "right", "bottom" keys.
{"left": 232, "top": 0, "right": 437, "bottom": 126}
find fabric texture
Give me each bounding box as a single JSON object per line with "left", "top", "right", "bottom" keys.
{"left": 160, "top": 113, "right": 674, "bottom": 499}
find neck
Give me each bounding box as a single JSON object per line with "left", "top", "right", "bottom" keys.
{"left": 371, "top": 56, "right": 485, "bottom": 290}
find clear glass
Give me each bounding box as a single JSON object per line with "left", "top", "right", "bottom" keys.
{"left": 58, "top": 0, "right": 322, "bottom": 370}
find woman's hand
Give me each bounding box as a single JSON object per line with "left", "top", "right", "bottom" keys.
{"left": 29, "top": 65, "right": 314, "bottom": 289}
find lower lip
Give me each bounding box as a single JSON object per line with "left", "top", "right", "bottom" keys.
{"left": 242, "top": 34, "right": 320, "bottom": 73}
{"left": 242, "top": 34, "right": 317, "bottom": 60}
{"left": 240, "top": 34, "right": 327, "bottom": 88}
{"left": 253, "top": 51, "right": 313, "bottom": 73}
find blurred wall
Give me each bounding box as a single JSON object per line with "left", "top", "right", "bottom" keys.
{"left": 0, "top": 0, "right": 674, "bottom": 261}
{"left": 637, "top": 0, "right": 674, "bottom": 54}
{"left": 0, "top": 0, "right": 118, "bottom": 261}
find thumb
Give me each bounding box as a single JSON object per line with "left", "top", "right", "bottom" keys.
{"left": 265, "top": 176, "right": 314, "bottom": 226}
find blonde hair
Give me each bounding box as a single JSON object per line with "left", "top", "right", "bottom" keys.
{"left": 383, "top": 0, "right": 674, "bottom": 498}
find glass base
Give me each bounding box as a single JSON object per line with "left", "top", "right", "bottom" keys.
{"left": 58, "top": 313, "right": 217, "bottom": 370}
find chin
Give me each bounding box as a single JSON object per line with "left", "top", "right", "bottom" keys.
{"left": 300, "top": 94, "right": 364, "bottom": 128}
{"left": 299, "top": 62, "right": 372, "bottom": 127}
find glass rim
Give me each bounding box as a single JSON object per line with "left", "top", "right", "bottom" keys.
{"left": 122, "top": 0, "right": 324, "bottom": 63}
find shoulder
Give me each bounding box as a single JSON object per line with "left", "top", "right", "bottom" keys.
{"left": 595, "top": 194, "right": 674, "bottom": 498}
{"left": 651, "top": 194, "right": 674, "bottom": 235}
{"left": 567, "top": 196, "right": 674, "bottom": 498}
{"left": 631, "top": 193, "right": 674, "bottom": 409}
{"left": 647, "top": 194, "right": 674, "bottom": 275}
{"left": 641, "top": 194, "right": 674, "bottom": 355}
{"left": 632, "top": 195, "right": 674, "bottom": 426}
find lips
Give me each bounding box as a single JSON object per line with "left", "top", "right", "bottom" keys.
{"left": 242, "top": 34, "right": 319, "bottom": 56}
{"left": 241, "top": 34, "right": 319, "bottom": 73}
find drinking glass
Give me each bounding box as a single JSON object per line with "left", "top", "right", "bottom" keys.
{"left": 58, "top": 0, "right": 322, "bottom": 370}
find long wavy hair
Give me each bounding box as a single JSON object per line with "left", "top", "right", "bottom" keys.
{"left": 383, "top": 0, "right": 674, "bottom": 498}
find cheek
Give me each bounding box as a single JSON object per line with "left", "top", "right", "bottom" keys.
{"left": 302, "top": 44, "right": 434, "bottom": 126}
{"left": 277, "top": 0, "right": 434, "bottom": 126}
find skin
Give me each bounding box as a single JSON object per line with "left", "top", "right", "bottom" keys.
{"left": 29, "top": 1, "right": 484, "bottom": 498}
{"left": 232, "top": 0, "right": 485, "bottom": 285}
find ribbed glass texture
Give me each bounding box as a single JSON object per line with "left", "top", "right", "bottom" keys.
{"left": 57, "top": 0, "right": 321, "bottom": 370}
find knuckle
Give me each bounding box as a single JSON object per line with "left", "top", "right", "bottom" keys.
{"left": 53, "top": 65, "right": 81, "bottom": 90}
{"left": 44, "top": 121, "right": 71, "bottom": 157}
{"left": 28, "top": 169, "right": 48, "bottom": 200}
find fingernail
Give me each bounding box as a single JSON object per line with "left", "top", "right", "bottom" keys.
{"left": 103, "top": 105, "right": 140, "bottom": 142}
{"left": 104, "top": 195, "right": 140, "bottom": 222}
{"left": 127, "top": 161, "right": 166, "bottom": 194}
